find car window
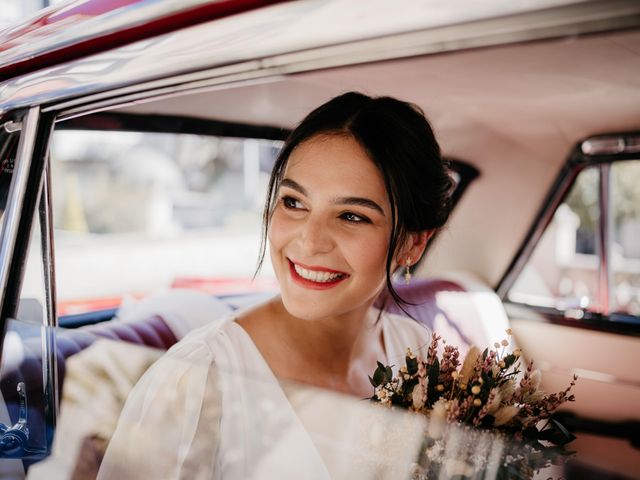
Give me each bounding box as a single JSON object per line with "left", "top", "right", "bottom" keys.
{"left": 508, "top": 166, "right": 599, "bottom": 311}
{"left": 42, "top": 128, "right": 281, "bottom": 316}
{"left": 507, "top": 158, "right": 640, "bottom": 320}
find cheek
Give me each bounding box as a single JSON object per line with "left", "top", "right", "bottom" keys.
{"left": 340, "top": 229, "right": 389, "bottom": 278}
{"left": 268, "top": 208, "right": 293, "bottom": 253}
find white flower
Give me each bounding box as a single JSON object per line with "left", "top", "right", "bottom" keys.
{"left": 412, "top": 384, "right": 426, "bottom": 410}
{"left": 493, "top": 405, "right": 520, "bottom": 426}
{"left": 428, "top": 399, "right": 448, "bottom": 439}
{"left": 375, "top": 385, "right": 394, "bottom": 406}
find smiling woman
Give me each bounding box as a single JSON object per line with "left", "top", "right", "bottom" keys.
{"left": 96, "top": 92, "right": 454, "bottom": 479}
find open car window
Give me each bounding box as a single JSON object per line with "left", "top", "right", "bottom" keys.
{"left": 44, "top": 127, "right": 282, "bottom": 318}
{"left": 504, "top": 142, "right": 640, "bottom": 328}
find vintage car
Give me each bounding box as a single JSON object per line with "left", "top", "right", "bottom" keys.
{"left": 0, "top": 0, "right": 638, "bottom": 478}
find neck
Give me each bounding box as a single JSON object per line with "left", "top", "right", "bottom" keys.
{"left": 270, "top": 296, "right": 381, "bottom": 377}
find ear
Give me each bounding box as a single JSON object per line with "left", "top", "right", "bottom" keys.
{"left": 396, "top": 230, "right": 434, "bottom": 268}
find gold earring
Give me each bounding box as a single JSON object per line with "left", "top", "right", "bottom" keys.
{"left": 404, "top": 257, "right": 412, "bottom": 285}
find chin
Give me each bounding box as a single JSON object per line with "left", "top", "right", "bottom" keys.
{"left": 280, "top": 294, "right": 336, "bottom": 321}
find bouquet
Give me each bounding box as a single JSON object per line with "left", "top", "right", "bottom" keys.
{"left": 368, "top": 329, "right": 577, "bottom": 479}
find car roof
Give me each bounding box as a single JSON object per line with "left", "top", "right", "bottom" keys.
{"left": 0, "top": 0, "right": 610, "bottom": 80}
{"left": 0, "top": 0, "right": 285, "bottom": 80}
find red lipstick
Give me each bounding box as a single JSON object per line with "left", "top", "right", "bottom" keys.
{"left": 287, "top": 259, "right": 348, "bottom": 290}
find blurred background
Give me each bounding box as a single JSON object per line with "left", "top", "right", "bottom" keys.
{"left": 0, "top": 0, "right": 64, "bottom": 29}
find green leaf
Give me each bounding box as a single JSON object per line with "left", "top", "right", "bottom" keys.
{"left": 406, "top": 355, "right": 418, "bottom": 375}
{"left": 368, "top": 375, "right": 377, "bottom": 388}
{"left": 482, "top": 347, "right": 488, "bottom": 360}
{"left": 503, "top": 354, "right": 517, "bottom": 369}
{"left": 385, "top": 366, "right": 393, "bottom": 382}
{"left": 550, "top": 418, "right": 577, "bottom": 445}
{"left": 372, "top": 366, "right": 385, "bottom": 387}
{"left": 426, "top": 357, "right": 440, "bottom": 406}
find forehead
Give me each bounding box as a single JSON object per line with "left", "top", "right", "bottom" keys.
{"left": 284, "top": 134, "right": 389, "bottom": 203}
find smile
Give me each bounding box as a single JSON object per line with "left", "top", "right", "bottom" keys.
{"left": 287, "top": 259, "right": 349, "bottom": 289}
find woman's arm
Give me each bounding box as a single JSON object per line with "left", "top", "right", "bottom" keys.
{"left": 97, "top": 340, "right": 221, "bottom": 479}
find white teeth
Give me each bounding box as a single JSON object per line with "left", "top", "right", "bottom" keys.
{"left": 293, "top": 263, "right": 344, "bottom": 283}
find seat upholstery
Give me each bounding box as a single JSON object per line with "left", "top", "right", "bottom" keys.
{"left": 376, "top": 275, "right": 512, "bottom": 354}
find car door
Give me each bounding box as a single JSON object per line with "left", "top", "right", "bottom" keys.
{"left": 0, "top": 108, "right": 57, "bottom": 471}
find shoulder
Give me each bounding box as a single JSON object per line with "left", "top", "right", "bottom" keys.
{"left": 378, "top": 309, "right": 432, "bottom": 361}
{"left": 162, "top": 312, "right": 237, "bottom": 362}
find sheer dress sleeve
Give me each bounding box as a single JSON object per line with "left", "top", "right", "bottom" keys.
{"left": 97, "top": 336, "right": 222, "bottom": 480}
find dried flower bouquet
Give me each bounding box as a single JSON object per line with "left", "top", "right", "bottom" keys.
{"left": 368, "top": 330, "right": 577, "bottom": 479}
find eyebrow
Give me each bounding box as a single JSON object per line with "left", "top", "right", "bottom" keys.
{"left": 280, "top": 178, "right": 385, "bottom": 216}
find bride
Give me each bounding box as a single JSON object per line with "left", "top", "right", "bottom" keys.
{"left": 97, "top": 92, "right": 453, "bottom": 479}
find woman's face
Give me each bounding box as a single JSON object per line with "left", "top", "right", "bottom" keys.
{"left": 268, "top": 134, "right": 393, "bottom": 321}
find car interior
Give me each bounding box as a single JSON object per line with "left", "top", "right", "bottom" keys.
{"left": 0, "top": 1, "right": 638, "bottom": 478}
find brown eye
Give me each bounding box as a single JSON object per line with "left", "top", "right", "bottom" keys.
{"left": 340, "top": 212, "right": 371, "bottom": 224}
{"left": 282, "top": 196, "right": 304, "bottom": 210}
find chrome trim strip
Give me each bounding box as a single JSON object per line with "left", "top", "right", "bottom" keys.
{"left": 40, "top": 162, "right": 58, "bottom": 329}
{"left": 54, "top": 68, "right": 280, "bottom": 122}
{"left": 39, "top": 160, "right": 60, "bottom": 437}
{"left": 0, "top": 107, "right": 39, "bottom": 310}
{"left": 596, "top": 163, "right": 612, "bottom": 314}
{"left": 2, "top": 0, "right": 638, "bottom": 117}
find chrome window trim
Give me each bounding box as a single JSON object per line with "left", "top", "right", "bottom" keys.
{"left": 38, "top": 159, "right": 59, "bottom": 443}
{"left": 1, "top": 0, "right": 638, "bottom": 118}
{"left": 39, "top": 160, "right": 58, "bottom": 330}
{"left": 0, "top": 107, "right": 40, "bottom": 321}
{"left": 596, "top": 163, "right": 612, "bottom": 314}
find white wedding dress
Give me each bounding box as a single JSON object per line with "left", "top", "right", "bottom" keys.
{"left": 97, "top": 308, "right": 431, "bottom": 480}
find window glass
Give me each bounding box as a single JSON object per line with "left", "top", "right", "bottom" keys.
{"left": 508, "top": 166, "right": 599, "bottom": 311}
{"left": 0, "top": 131, "right": 18, "bottom": 230}
{"left": 40, "top": 129, "right": 280, "bottom": 315}
{"left": 611, "top": 160, "right": 640, "bottom": 316}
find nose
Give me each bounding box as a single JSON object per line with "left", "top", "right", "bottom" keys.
{"left": 299, "top": 213, "right": 334, "bottom": 255}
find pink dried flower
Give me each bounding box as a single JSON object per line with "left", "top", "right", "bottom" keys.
{"left": 426, "top": 332, "right": 441, "bottom": 367}
{"left": 439, "top": 345, "right": 460, "bottom": 384}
